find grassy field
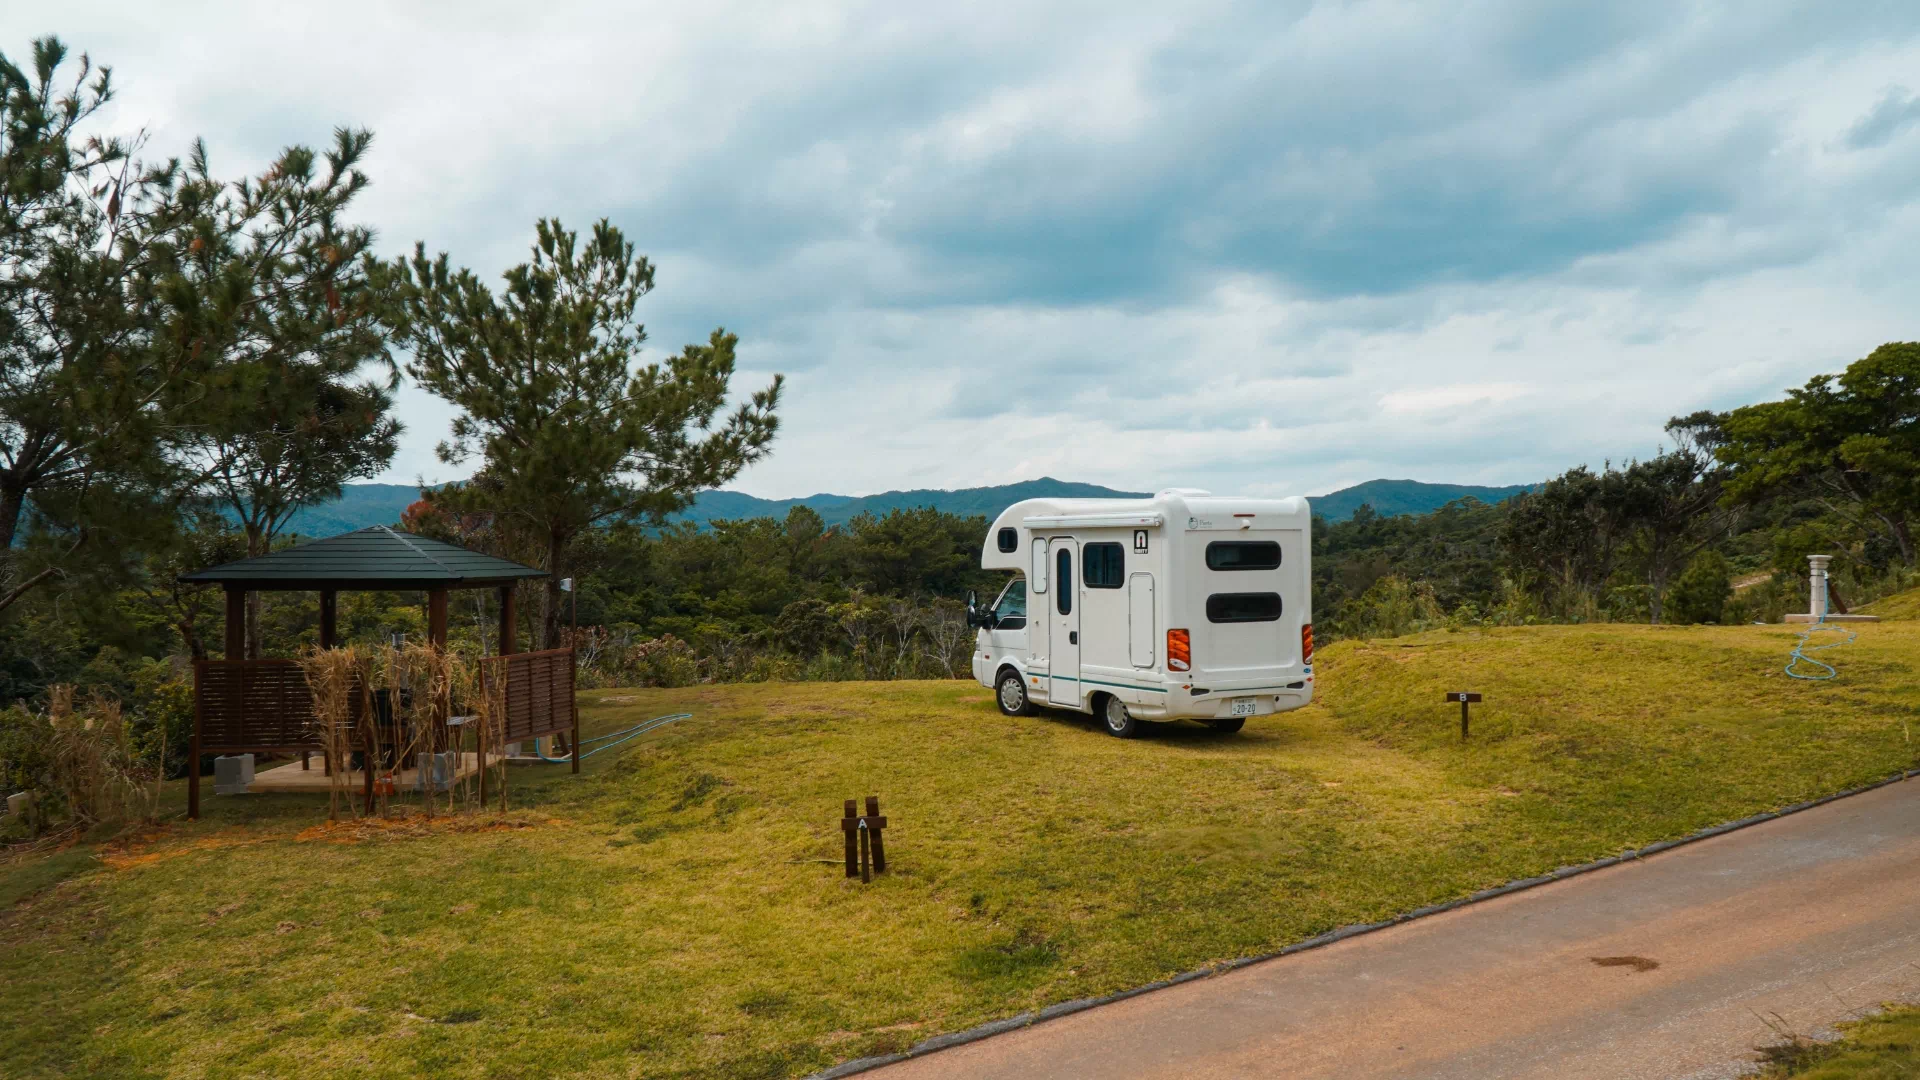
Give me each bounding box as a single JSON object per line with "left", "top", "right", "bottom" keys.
{"left": 1755, "top": 1005, "right": 1920, "bottom": 1078}
{"left": 4, "top": 616, "right": 1919, "bottom": 1079}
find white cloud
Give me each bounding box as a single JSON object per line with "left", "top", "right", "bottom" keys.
{"left": 1379, "top": 384, "right": 1533, "bottom": 415}
{"left": 9, "top": 1, "right": 1920, "bottom": 501}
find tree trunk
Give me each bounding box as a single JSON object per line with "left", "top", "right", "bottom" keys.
{"left": 0, "top": 476, "right": 25, "bottom": 554}
{"left": 1648, "top": 567, "right": 1667, "bottom": 625}
{"left": 178, "top": 616, "right": 206, "bottom": 660}
{"left": 0, "top": 474, "right": 34, "bottom": 614}
{"left": 542, "top": 527, "right": 567, "bottom": 649}
{"left": 244, "top": 524, "right": 267, "bottom": 659}
{"left": 0, "top": 471, "right": 74, "bottom": 615}
{"left": 1893, "top": 516, "right": 1916, "bottom": 567}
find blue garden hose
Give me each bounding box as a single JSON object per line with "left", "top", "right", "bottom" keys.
{"left": 535, "top": 712, "right": 694, "bottom": 762}
{"left": 1785, "top": 617, "right": 1855, "bottom": 681}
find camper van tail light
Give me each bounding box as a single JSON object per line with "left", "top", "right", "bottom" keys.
{"left": 1301, "top": 623, "right": 1313, "bottom": 664}
{"left": 1167, "top": 629, "right": 1191, "bottom": 672}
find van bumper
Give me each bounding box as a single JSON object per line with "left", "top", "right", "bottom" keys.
{"left": 1158, "top": 681, "right": 1313, "bottom": 721}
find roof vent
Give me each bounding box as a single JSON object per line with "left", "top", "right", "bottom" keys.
{"left": 1157, "top": 487, "right": 1212, "bottom": 498}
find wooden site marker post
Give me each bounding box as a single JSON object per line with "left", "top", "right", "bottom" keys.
{"left": 1448, "top": 692, "right": 1482, "bottom": 740}
{"left": 841, "top": 795, "right": 889, "bottom": 882}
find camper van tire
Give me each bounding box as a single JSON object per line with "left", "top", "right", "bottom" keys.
{"left": 1101, "top": 694, "right": 1140, "bottom": 739}
{"left": 1209, "top": 716, "right": 1247, "bottom": 734}
{"left": 996, "top": 670, "right": 1033, "bottom": 716}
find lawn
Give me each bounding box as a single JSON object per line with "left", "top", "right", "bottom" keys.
{"left": 3, "top": 616, "right": 1919, "bottom": 1079}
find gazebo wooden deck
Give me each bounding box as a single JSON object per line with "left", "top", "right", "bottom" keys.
{"left": 178, "top": 526, "right": 578, "bottom": 818}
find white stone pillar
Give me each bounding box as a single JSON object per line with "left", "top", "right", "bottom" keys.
{"left": 1807, "top": 555, "right": 1832, "bottom": 620}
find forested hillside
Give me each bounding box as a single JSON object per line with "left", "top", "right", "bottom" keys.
{"left": 1309, "top": 478, "right": 1536, "bottom": 521}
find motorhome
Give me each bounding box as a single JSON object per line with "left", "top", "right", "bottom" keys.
{"left": 969, "top": 489, "right": 1314, "bottom": 737}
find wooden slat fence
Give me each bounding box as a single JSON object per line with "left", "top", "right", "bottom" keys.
{"left": 194, "top": 660, "right": 323, "bottom": 753}
{"left": 486, "top": 647, "right": 577, "bottom": 741}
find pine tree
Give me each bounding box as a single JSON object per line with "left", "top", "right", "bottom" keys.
{"left": 0, "top": 37, "right": 213, "bottom": 613}
{"left": 383, "top": 218, "right": 783, "bottom": 646}
{"left": 175, "top": 130, "right": 401, "bottom": 656}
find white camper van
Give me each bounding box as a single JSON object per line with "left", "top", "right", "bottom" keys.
{"left": 969, "top": 490, "right": 1314, "bottom": 737}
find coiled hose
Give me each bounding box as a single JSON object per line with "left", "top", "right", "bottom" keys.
{"left": 535, "top": 712, "right": 694, "bottom": 762}
{"left": 1785, "top": 617, "right": 1855, "bottom": 681}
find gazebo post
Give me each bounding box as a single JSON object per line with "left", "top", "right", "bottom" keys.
{"left": 197, "top": 585, "right": 246, "bottom": 819}
{"left": 482, "top": 585, "right": 517, "bottom": 806}
{"left": 224, "top": 586, "right": 246, "bottom": 660}
{"left": 319, "top": 590, "right": 338, "bottom": 649}
{"left": 428, "top": 588, "right": 449, "bottom": 760}
{"left": 189, "top": 662, "right": 204, "bottom": 820}
{"left": 310, "top": 590, "right": 338, "bottom": 771}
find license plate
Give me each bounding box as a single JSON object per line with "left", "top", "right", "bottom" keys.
{"left": 1230, "top": 698, "right": 1257, "bottom": 717}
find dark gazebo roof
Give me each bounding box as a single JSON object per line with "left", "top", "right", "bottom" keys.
{"left": 179, "top": 526, "right": 547, "bottom": 591}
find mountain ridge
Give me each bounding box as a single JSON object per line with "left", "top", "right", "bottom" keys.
{"left": 273, "top": 476, "right": 1536, "bottom": 537}
{"left": 1306, "top": 478, "right": 1537, "bottom": 522}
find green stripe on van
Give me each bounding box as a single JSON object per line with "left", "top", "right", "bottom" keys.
{"left": 1079, "top": 676, "right": 1168, "bottom": 694}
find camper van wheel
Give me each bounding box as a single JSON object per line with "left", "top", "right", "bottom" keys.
{"left": 996, "top": 670, "right": 1033, "bottom": 716}
{"left": 1102, "top": 695, "right": 1139, "bottom": 739}
{"left": 1208, "top": 716, "right": 1247, "bottom": 734}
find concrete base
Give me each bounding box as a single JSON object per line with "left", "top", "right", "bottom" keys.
{"left": 1784, "top": 613, "right": 1880, "bottom": 623}
{"left": 214, "top": 753, "right": 256, "bottom": 795}
{"left": 412, "top": 752, "right": 458, "bottom": 793}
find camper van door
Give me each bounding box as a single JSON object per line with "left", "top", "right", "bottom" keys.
{"left": 1048, "top": 537, "right": 1080, "bottom": 705}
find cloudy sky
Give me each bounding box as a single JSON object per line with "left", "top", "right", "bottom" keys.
{"left": 13, "top": 2, "right": 1920, "bottom": 498}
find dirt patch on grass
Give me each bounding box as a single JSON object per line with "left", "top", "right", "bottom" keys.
{"left": 293, "top": 811, "right": 558, "bottom": 845}
{"left": 93, "top": 811, "right": 565, "bottom": 868}
{"left": 100, "top": 832, "right": 263, "bottom": 871}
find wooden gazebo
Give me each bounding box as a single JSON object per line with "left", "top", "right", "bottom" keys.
{"left": 178, "top": 526, "right": 577, "bottom": 818}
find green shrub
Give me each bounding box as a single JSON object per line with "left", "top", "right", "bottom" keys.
{"left": 0, "top": 689, "right": 163, "bottom": 834}
{"left": 1725, "top": 572, "right": 1793, "bottom": 625}
{"left": 628, "top": 635, "right": 702, "bottom": 688}
{"left": 0, "top": 703, "right": 54, "bottom": 819}
{"left": 1668, "top": 551, "right": 1733, "bottom": 625}
{"left": 129, "top": 663, "right": 195, "bottom": 780}
{"left": 1335, "top": 575, "right": 1443, "bottom": 639}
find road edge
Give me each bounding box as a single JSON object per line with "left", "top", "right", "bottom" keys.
{"left": 808, "top": 766, "right": 1919, "bottom": 1080}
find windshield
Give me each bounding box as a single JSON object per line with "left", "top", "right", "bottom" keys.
{"left": 992, "top": 579, "right": 1027, "bottom": 623}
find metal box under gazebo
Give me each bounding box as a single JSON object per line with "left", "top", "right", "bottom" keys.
{"left": 177, "top": 526, "right": 579, "bottom": 818}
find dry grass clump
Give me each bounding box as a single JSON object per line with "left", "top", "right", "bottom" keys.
{"left": 41, "top": 686, "right": 163, "bottom": 829}
{"left": 373, "top": 643, "right": 449, "bottom": 816}
{"left": 298, "top": 643, "right": 509, "bottom": 819}
{"left": 297, "top": 645, "right": 370, "bottom": 822}
{"left": 468, "top": 650, "right": 510, "bottom": 810}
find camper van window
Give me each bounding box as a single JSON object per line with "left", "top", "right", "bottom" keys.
{"left": 1206, "top": 540, "right": 1282, "bottom": 571}
{"left": 991, "top": 580, "right": 1027, "bottom": 629}
{"left": 1032, "top": 537, "right": 1049, "bottom": 593}
{"left": 1206, "top": 592, "right": 1283, "bottom": 623}
{"left": 997, "top": 527, "right": 1018, "bottom": 553}
{"left": 1083, "top": 543, "right": 1124, "bottom": 588}
{"left": 1056, "top": 548, "right": 1073, "bottom": 615}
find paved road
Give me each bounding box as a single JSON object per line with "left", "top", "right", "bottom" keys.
{"left": 876, "top": 778, "right": 1920, "bottom": 1080}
